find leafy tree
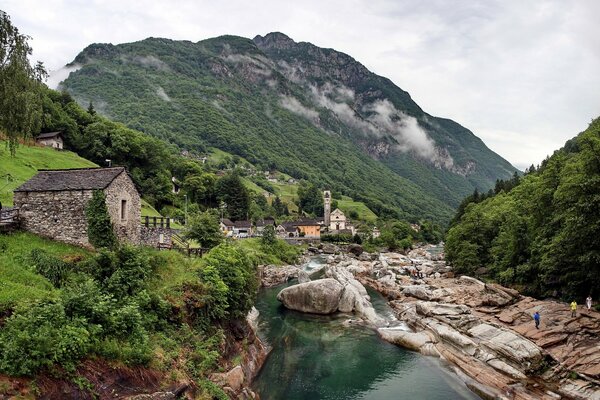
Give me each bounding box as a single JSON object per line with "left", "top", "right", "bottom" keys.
{"left": 216, "top": 172, "right": 250, "bottom": 220}
{"left": 86, "top": 190, "right": 117, "bottom": 249}
{"left": 297, "top": 181, "right": 323, "bottom": 216}
{"left": 0, "top": 11, "right": 47, "bottom": 154}
{"left": 272, "top": 196, "right": 288, "bottom": 216}
{"left": 261, "top": 225, "right": 276, "bottom": 245}
{"left": 185, "top": 210, "right": 223, "bottom": 249}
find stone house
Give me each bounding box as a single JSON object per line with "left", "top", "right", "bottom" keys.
{"left": 35, "top": 131, "right": 64, "bottom": 149}
{"left": 329, "top": 208, "right": 347, "bottom": 231}
{"left": 277, "top": 222, "right": 299, "bottom": 238}
{"left": 13, "top": 167, "right": 141, "bottom": 247}
{"left": 254, "top": 218, "right": 275, "bottom": 236}
{"left": 232, "top": 220, "right": 253, "bottom": 238}
{"left": 220, "top": 218, "right": 235, "bottom": 237}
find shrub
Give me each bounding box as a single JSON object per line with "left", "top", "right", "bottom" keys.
{"left": 0, "top": 301, "right": 94, "bottom": 376}
{"left": 184, "top": 210, "right": 223, "bottom": 249}
{"left": 201, "top": 244, "right": 258, "bottom": 319}
{"left": 29, "top": 248, "right": 70, "bottom": 287}
{"left": 261, "top": 225, "right": 276, "bottom": 245}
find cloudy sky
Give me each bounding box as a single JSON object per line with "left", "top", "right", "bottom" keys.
{"left": 4, "top": 0, "right": 599, "bottom": 169}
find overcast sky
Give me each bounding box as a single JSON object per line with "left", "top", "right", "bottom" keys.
{"left": 4, "top": 0, "right": 600, "bottom": 169}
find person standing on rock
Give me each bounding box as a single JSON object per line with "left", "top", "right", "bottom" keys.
{"left": 533, "top": 311, "right": 540, "bottom": 329}
{"left": 570, "top": 300, "right": 577, "bottom": 317}
{"left": 586, "top": 295, "right": 593, "bottom": 311}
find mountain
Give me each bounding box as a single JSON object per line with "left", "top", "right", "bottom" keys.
{"left": 60, "top": 32, "right": 517, "bottom": 224}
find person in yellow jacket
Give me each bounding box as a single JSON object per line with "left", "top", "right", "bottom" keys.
{"left": 570, "top": 301, "right": 577, "bottom": 317}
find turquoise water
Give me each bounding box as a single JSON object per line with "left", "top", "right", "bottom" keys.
{"left": 252, "top": 263, "right": 480, "bottom": 400}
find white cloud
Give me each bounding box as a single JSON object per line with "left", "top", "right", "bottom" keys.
{"left": 279, "top": 95, "right": 319, "bottom": 121}
{"left": 4, "top": 0, "right": 600, "bottom": 168}
{"left": 156, "top": 86, "right": 171, "bottom": 102}
{"left": 46, "top": 64, "right": 81, "bottom": 89}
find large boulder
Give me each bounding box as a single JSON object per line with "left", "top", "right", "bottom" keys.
{"left": 347, "top": 244, "right": 363, "bottom": 256}
{"left": 277, "top": 279, "right": 343, "bottom": 314}
{"left": 321, "top": 243, "right": 339, "bottom": 254}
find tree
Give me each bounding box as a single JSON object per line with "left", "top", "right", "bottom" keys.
{"left": 185, "top": 210, "right": 223, "bottom": 249}
{"left": 261, "top": 225, "right": 276, "bottom": 245}
{"left": 87, "top": 101, "right": 96, "bottom": 116}
{"left": 86, "top": 190, "right": 117, "bottom": 249}
{"left": 216, "top": 173, "right": 250, "bottom": 220}
{"left": 0, "top": 11, "right": 47, "bottom": 154}
{"left": 272, "top": 196, "right": 288, "bottom": 216}
{"left": 297, "top": 181, "right": 323, "bottom": 216}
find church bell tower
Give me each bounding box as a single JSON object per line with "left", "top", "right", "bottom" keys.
{"left": 323, "top": 190, "right": 331, "bottom": 227}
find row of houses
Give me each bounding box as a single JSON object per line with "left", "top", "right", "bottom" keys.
{"left": 220, "top": 217, "right": 322, "bottom": 239}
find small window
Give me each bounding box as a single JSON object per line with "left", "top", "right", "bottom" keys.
{"left": 121, "top": 199, "right": 127, "bottom": 220}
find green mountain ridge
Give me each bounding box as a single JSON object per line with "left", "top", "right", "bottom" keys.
{"left": 60, "top": 32, "right": 517, "bottom": 224}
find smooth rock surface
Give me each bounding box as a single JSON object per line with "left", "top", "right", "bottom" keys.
{"left": 277, "top": 279, "right": 343, "bottom": 314}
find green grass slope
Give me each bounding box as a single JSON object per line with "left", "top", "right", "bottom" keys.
{"left": 0, "top": 142, "right": 97, "bottom": 206}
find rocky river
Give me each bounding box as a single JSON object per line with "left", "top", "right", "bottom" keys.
{"left": 254, "top": 245, "right": 600, "bottom": 400}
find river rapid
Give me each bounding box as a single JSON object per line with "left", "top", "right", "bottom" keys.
{"left": 252, "top": 257, "right": 480, "bottom": 400}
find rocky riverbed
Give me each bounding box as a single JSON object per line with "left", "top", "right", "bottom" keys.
{"left": 261, "top": 244, "right": 600, "bottom": 400}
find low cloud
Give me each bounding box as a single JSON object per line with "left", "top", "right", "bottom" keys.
{"left": 308, "top": 83, "right": 455, "bottom": 167}
{"left": 279, "top": 95, "right": 319, "bottom": 121}
{"left": 156, "top": 86, "right": 171, "bottom": 101}
{"left": 130, "top": 55, "right": 170, "bottom": 71}
{"left": 46, "top": 64, "right": 82, "bottom": 89}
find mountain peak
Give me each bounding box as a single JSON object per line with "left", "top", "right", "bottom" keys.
{"left": 253, "top": 32, "right": 296, "bottom": 49}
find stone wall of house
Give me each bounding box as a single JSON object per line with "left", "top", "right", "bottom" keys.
{"left": 14, "top": 189, "right": 93, "bottom": 247}
{"left": 140, "top": 226, "right": 177, "bottom": 248}
{"left": 36, "top": 137, "right": 63, "bottom": 149}
{"left": 104, "top": 172, "right": 141, "bottom": 245}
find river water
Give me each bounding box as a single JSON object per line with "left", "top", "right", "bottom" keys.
{"left": 252, "top": 257, "right": 480, "bottom": 400}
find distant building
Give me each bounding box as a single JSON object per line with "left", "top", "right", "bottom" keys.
{"left": 277, "top": 222, "right": 299, "bottom": 238}
{"left": 329, "top": 208, "right": 347, "bottom": 231}
{"left": 14, "top": 167, "right": 140, "bottom": 247}
{"left": 294, "top": 218, "right": 321, "bottom": 238}
{"left": 35, "top": 131, "right": 64, "bottom": 150}
{"left": 220, "top": 218, "right": 235, "bottom": 237}
{"left": 232, "top": 220, "right": 253, "bottom": 238}
{"left": 254, "top": 218, "right": 276, "bottom": 236}
{"left": 372, "top": 227, "right": 381, "bottom": 239}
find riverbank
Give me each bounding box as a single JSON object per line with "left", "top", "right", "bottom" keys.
{"left": 260, "top": 245, "right": 600, "bottom": 399}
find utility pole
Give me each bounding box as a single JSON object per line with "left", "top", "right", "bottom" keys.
{"left": 184, "top": 194, "right": 188, "bottom": 226}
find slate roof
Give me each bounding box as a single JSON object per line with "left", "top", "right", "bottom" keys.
{"left": 221, "top": 218, "right": 235, "bottom": 227}
{"left": 233, "top": 220, "right": 252, "bottom": 228}
{"left": 36, "top": 131, "right": 62, "bottom": 140}
{"left": 14, "top": 167, "right": 126, "bottom": 192}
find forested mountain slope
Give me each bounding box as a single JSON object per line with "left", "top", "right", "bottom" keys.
{"left": 446, "top": 117, "right": 600, "bottom": 299}
{"left": 60, "top": 32, "right": 516, "bottom": 223}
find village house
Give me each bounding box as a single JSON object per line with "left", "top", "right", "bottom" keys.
{"left": 13, "top": 167, "right": 141, "bottom": 247}
{"left": 220, "top": 218, "right": 235, "bottom": 237}
{"left": 254, "top": 218, "right": 275, "bottom": 236}
{"left": 232, "top": 220, "right": 253, "bottom": 238}
{"left": 294, "top": 218, "right": 321, "bottom": 238}
{"left": 277, "top": 222, "right": 299, "bottom": 238}
{"left": 35, "top": 131, "right": 64, "bottom": 150}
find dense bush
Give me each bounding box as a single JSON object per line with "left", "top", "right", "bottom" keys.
{"left": 201, "top": 244, "right": 258, "bottom": 319}
{"left": 0, "top": 302, "right": 93, "bottom": 375}
{"left": 29, "top": 248, "right": 70, "bottom": 287}
{"left": 185, "top": 210, "right": 223, "bottom": 249}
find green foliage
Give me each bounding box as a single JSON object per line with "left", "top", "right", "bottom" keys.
{"left": 0, "top": 301, "right": 93, "bottom": 376}
{"left": 321, "top": 233, "right": 353, "bottom": 244}
{"left": 216, "top": 172, "right": 250, "bottom": 220}
{"left": 297, "top": 181, "right": 323, "bottom": 216}
{"left": 261, "top": 225, "right": 276, "bottom": 245}
{"left": 85, "top": 190, "right": 117, "bottom": 249}
{"left": 0, "top": 11, "right": 47, "bottom": 154}
{"left": 201, "top": 244, "right": 258, "bottom": 319}
{"left": 184, "top": 210, "right": 223, "bottom": 249}
{"left": 446, "top": 118, "right": 600, "bottom": 300}
{"left": 377, "top": 220, "right": 415, "bottom": 251}
{"left": 272, "top": 196, "right": 288, "bottom": 216}
{"left": 29, "top": 248, "right": 70, "bottom": 288}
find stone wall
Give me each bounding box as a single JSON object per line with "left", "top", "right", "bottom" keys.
{"left": 140, "top": 226, "right": 178, "bottom": 248}
{"left": 14, "top": 189, "right": 93, "bottom": 247}
{"left": 104, "top": 172, "right": 141, "bottom": 245}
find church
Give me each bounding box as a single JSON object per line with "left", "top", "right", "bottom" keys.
{"left": 323, "top": 190, "right": 355, "bottom": 235}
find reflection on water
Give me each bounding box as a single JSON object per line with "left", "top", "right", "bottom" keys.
{"left": 253, "top": 260, "right": 480, "bottom": 400}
